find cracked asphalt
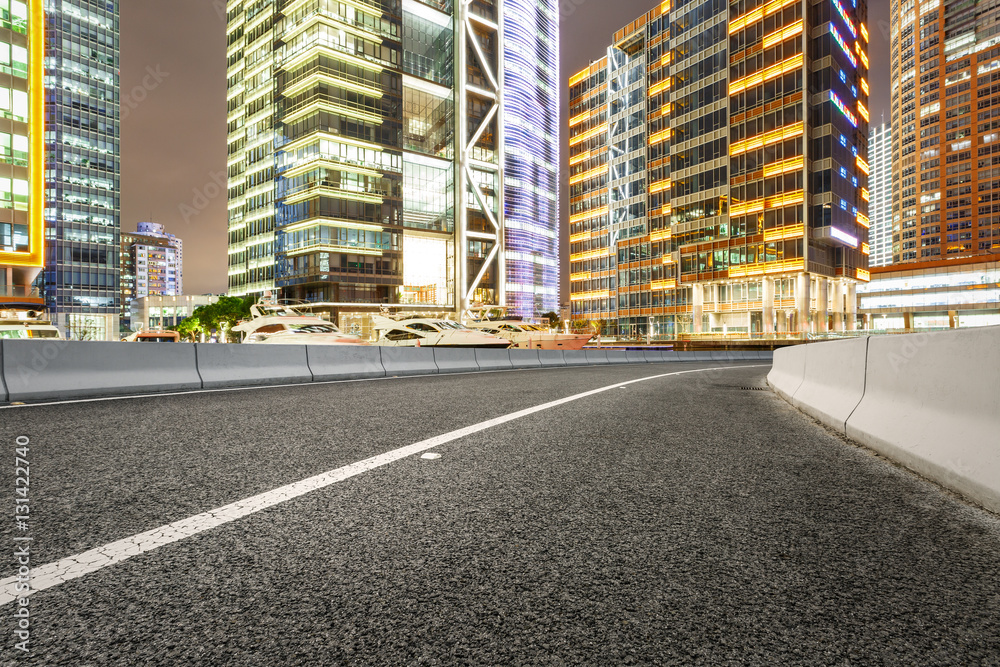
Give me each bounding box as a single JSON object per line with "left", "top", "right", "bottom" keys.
{"left": 1, "top": 362, "right": 998, "bottom": 665}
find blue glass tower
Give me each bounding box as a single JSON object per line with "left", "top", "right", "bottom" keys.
{"left": 42, "top": 0, "right": 120, "bottom": 340}
{"left": 502, "top": 0, "right": 560, "bottom": 320}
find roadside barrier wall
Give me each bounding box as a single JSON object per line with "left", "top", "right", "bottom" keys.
{"left": 768, "top": 327, "right": 1000, "bottom": 514}
{"left": 308, "top": 346, "right": 386, "bottom": 382}
{"left": 0, "top": 340, "right": 202, "bottom": 402}
{"left": 0, "top": 341, "right": 772, "bottom": 404}
{"left": 197, "top": 344, "right": 312, "bottom": 388}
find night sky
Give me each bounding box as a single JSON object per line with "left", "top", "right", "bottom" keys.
{"left": 121, "top": 0, "right": 891, "bottom": 297}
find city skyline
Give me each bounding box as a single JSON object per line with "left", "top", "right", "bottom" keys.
{"left": 119, "top": 0, "right": 891, "bottom": 297}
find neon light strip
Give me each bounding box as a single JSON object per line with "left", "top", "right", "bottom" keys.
{"left": 862, "top": 242, "right": 870, "bottom": 255}
{"left": 569, "top": 124, "right": 607, "bottom": 146}
{"left": 570, "top": 289, "right": 610, "bottom": 301}
{"left": 763, "top": 155, "right": 804, "bottom": 177}
{"left": 857, "top": 211, "right": 870, "bottom": 227}
{"left": 856, "top": 269, "right": 870, "bottom": 282}
{"left": 569, "top": 150, "right": 592, "bottom": 166}
{"left": 831, "top": 91, "right": 858, "bottom": 127}
{"left": 857, "top": 100, "right": 869, "bottom": 122}
{"left": 569, "top": 206, "right": 608, "bottom": 223}
{"left": 832, "top": 0, "right": 857, "bottom": 38}
{"left": 649, "top": 128, "right": 672, "bottom": 145}
{"left": 729, "top": 0, "right": 797, "bottom": 34}
{"left": 569, "top": 165, "right": 606, "bottom": 185}
{"left": 729, "top": 259, "right": 805, "bottom": 278}
{"left": 650, "top": 178, "right": 671, "bottom": 194}
{"left": 569, "top": 110, "right": 592, "bottom": 126}
{"left": 651, "top": 279, "right": 676, "bottom": 290}
{"left": 861, "top": 77, "right": 869, "bottom": 96}
{"left": 730, "top": 122, "right": 804, "bottom": 156}
{"left": 861, "top": 187, "right": 870, "bottom": 201}
{"left": 729, "top": 53, "right": 803, "bottom": 96}
{"left": 570, "top": 248, "right": 611, "bottom": 262}
{"left": 830, "top": 24, "right": 857, "bottom": 68}
{"left": 860, "top": 23, "right": 869, "bottom": 43}
{"left": 570, "top": 271, "right": 591, "bottom": 281}
{"left": 763, "top": 20, "right": 804, "bottom": 49}
{"left": 856, "top": 156, "right": 870, "bottom": 176}
{"left": 649, "top": 78, "right": 672, "bottom": 96}
{"left": 650, "top": 229, "right": 672, "bottom": 242}
{"left": 569, "top": 231, "right": 592, "bottom": 243}
{"left": 764, "top": 224, "right": 805, "bottom": 242}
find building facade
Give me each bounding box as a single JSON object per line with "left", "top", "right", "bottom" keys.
{"left": 569, "top": 0, "right": 871, "bottom": 338}
{"left": 869, "top": 120, "right": 892, "bottom": 267}
{"left": 225, "top": 0, "right": 559, "bottom": 323}
{"left": 0, "top": 0, "right": 43, "bottom": 313}
{"left": 858, "top": 252, "right": 1000, "bottom": 329}
{"left": 42, "top": 0, "right": 120, "bottom": 341}
{"left": 130, "top": 294, "right": 218, "bottom": 333}
{"left": 120, "top": 222, "right": 183, "bottom": 330}
{"left": 890, "top": 0, "right": 1000, "bottom": 264}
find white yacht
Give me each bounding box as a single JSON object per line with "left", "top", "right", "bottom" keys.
{"left": 372, "top": 315, "right": 511, "bottom": 348}
{"left": 0, "top": 310, "right": 62, "bottom": 340}
{"left": 464, "top": 309, "right": 594, "bottom": 350}
{"left": 233, "top": 302, "right": 366, "bottom": 345}
{"left": 466, "top": 319, "right": 594, "bottom": 350}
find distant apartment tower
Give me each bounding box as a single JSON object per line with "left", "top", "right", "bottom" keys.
{"left": 890, "top": 0, "right": 1000, "bottom": 263}
{"left": 42, "top": 0, "right": 121, "bottom": 340}
{"left": 569, "top": 0, "right": 871, "bottom": 337}
{"left": 0, "top": 0, "right": 43, "bottom": 313}
{"left": 869, "top": 121, "right": 892, "bottom": 267}
{"left": 225, "top": 0, "right": 559, "bottom": 322}
{"left": 120, "top": 222, "right": 183, "bottom": 327}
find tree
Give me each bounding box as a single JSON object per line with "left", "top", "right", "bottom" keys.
{"left": 540, "top": 311, "right": 562, "bottom": 331}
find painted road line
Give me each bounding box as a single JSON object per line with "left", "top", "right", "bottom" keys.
{"left": 0, "top": 366, "right": 766, "bottom": 606}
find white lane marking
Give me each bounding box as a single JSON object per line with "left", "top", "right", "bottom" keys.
{"left": 420, "top": 453, "right": 442, "bottom": 460}
{"left": 0, "top": 365, "right": 766, "bottom": 605}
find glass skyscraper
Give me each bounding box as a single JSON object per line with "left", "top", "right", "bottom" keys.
{"left": 569, "top": 0, "right": 870, "bottom": 338}
{"left": 42, "top": 0, "right": 120, "bottom": 340}
{"left": 226, "top": 0, "right": 559, "bottom": 328}
{"left": 868, "top": 120, "right": 891, "bottom": 267}
{"left": 0, "top": 0, "right": 44, "bottom": 313}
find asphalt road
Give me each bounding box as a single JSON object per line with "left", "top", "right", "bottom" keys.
{"left": 1, "top": 362, "right": 998, "bottom": 665}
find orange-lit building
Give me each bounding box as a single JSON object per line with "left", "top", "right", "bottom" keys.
{"left": 568, "top": 0, "right": 870, "bottom": 338}
{"left": 0, "top": 0, "right": 44, "bottom": 314}
{"left": 890, "top": 0, "right": 1000, "bottom": 264}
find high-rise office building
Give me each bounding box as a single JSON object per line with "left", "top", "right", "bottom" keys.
{"left": 0, "top": 0, "right": 43, "bottom": 315}
{"left": 891, "top": 0, "right": 1000, "bottom": 263}
{"left": 869, "top": 120, "right": 891, "bottom": 267}
{"left": 120, "top": 222, "right": 183, "bottom": 329}
{"left": 42, "top": 0, "right": 121, "bottom": 340}
{"left": 569, "top": 0, "right": 870, "bottom": 337}
{"left": 225, "top": 0, "right": 559, "bottom": 324}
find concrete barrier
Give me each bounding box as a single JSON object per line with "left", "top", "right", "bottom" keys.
{"left": 661, "top": 350, "right": 681, "bottom": 362}
{"left": 710, "top": 351, "right": 730, "bottom": 362}
{"left": 475, "top": 348, "right": 512, "bottom": 371}
{"left": 846, "top": 327, "right": 1000, "bottom": 514}
{"left": 432, "top": 348, "right": 479, "bottom": 374}
{"left": 767, "top": 343, "right": 808, "bottom": 402}
{"left": 197, "top": 344, "right": 312, "bottom": 389}
{"left": 508, "top": 349, "right": 542, "bottom": 369}
{"left": 585, "top": 349, "right": 610, "bottom": 365}
{"left": 307, "top": 346, "right": 386, "bottom": 382}
{"left": 693, "top": 351, "right": 714, "bottom": 361}
{"left": 380, "top": 347, "right": 438, "bottom": 376}
{"left": 643, "top": 350, "right": 665, "bottom": 363}
{"left": 537, "top": 350, "right": 566, "bottom": 367}
{"left": 626, "top": 350, "right": 647, "bottom": 364}
{"left": 563, "top": 350, "right": 590, "bottom": 366}
{"left": 1, "top": 340, "right": 202, "bottom": 401}
{"left": 791, "top": 337, "right": 870, "bottom": 432}
{"left": 605, "top": 350, "right": 629, "bottom": 364}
